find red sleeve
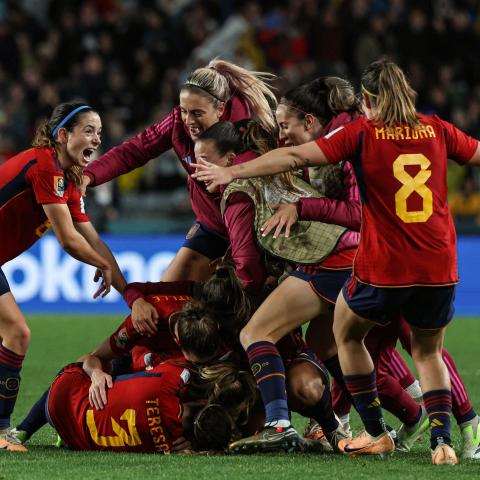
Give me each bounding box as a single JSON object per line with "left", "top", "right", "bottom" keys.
{"left": 84, "top": 110, "right": 176, "bottom": 186}
{"left": 109, "top": 316, "right": 142, "bottom": 355}
{"left": 224, "top": 192, "right": 267, "bottom": 291}
{"left": 441, "top": 120, "right": 478, "bottom": 165}
{"left": 26, "top": 163, "right": 68, "bottom": 205}
{"left": 67, "top": 186, "right": 90, "bottom": 223}
{"left": 123, "top": 281, "right": 195, "bottom": 308}
{"left": 296, "top": 161, "right": 361, "bottom": 230}
{"left": 315, "top": 119, "right": 363, "bottom": 165}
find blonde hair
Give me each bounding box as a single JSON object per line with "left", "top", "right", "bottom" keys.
{"left": 182, "top": 59, "right": 277, "bottom": 134}
{"left": 361, "top": 59, "right": 419, "bottom": 128}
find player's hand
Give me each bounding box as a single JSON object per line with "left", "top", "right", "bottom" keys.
{"left": 80, "top": 175, "right": 91, "bottom": 196}
{"left": 89, "top": 370, "right": 113, "bottom": 410}
{"left": 131, "top": 298, "right": 159, "bottom": 337}
{"left": 191, "top": 159, "right": 234, "bottom": 192}
{"left": 93, "top": 266, "right": 112, "bottom": 299}
{"left": 171, "top": 436, "right": 192, "bottom": 452}
{"left": 261, "top": 203, "right": 298, "bottom": 238}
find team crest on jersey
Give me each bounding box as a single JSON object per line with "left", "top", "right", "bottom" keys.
{"left": 115, "top": 328, "right": 129, "bottom": 349}
{"left": 54, "top": 176, "right": 65, "bottom": 197}
{"left": 180, "top": 368, "right": 190, "bottom": 384}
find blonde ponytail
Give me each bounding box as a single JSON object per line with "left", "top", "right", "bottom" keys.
{"left": 183, "top": 59, "right": 277, "bottom": 135}
{"left": 361, "top": 59, "right": 419, "bottom": 128}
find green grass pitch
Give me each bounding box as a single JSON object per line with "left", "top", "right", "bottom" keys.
{"left": 1, "top": 315, "right": 480, "bottom": 479}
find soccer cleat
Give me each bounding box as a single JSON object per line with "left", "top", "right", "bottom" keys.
{"left": 396, "top": 406, "right": 431, "bottom": 452}
{"left": 228, "top": 425, "right": 305, "bottom": 454}
{"left": 54, "top": 435, "right": 65, "bottom": 449}
{"left": 0, "top": 429, "right": 28, "bottom": 453}
{"left": 431, "top": 442, "right": 458, "bottom": 465}
{"left": 8, "top": 428, "right": 28, "bottom": 444}
{"left": 303, "top": 419, "right": 332, "bottom": 452}
{"left": 326, "top": 424, "right": 353, "bottom": 453}
{"left": 460, "top": 416, "right": 480, "bottom": 459}
{"left": 342, "top": 430, "right": 395, "bottom": 457}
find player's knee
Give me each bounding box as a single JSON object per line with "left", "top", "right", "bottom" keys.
{"left": 4, "top": 324, "right": 30, "bottom": 353}
{"left": 288, "top": 375, "right": 325, "bottom": 409}
{"left": 411, "top": 343, "right": 441, "bottom": 363}
{"left": 239, "top": 324, "right": 255, "bottom": 349}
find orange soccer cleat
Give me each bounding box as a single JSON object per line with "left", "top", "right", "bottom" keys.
{"left": 431, "top": 443, "right": 458, "bottom": 465}
{"left": 0, "top": 431, "right": 28, "bottom": 453}
{"left": 341, "top": 430, "right": 395, "bottom": 458}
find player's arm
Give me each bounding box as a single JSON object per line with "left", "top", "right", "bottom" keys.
{"left": 467, "top": 142, "right": 480, "bottom": 166}
{"left": 42, "top": 203, "right": 113, "bottom": 298}
{"left": 74, "top": 221, "right": 127, "bottom": 297}
{"left": 81, "top": 338, "right": 117, "bottom": 410}
{"left": 191, "top": 141, "right": 328, "bottom": 192}
{"left": 123, "top": 283, "right": 160, "bottom": 336}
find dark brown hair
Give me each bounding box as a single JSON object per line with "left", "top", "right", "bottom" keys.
{"left": 32, "top": 101, "right": 98, "bottom": 186}
{"left": 280, "top": 76, "right": 360, "bottom": 124}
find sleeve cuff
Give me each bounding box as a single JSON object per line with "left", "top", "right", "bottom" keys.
{"left": 122, "top": 283, "right": 145, "bottom": 308}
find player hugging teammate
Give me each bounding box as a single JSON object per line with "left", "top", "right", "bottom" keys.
{"left": 3, "top": 59, "right": 480, "bottom": 467}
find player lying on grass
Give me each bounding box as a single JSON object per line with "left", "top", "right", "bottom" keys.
{"left": 10, "top": 360, "right": 258, "bottom": 453}
{"left": 93, "top": 268, "right": 348, "bottom": 454}
{"left": 0, "top": 102, "right": 127, "bottom": 452}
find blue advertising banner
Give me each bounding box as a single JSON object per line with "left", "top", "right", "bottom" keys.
{"left": 3, "top": 234, "right": 184, "bottom": 314}
{"left": 4, "top": 234, "right": 480, "bottom": 315}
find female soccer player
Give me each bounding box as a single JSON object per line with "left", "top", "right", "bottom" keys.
{"left": 192, "top": 59, "right": 480, "bottom": 465}
{"left": 81, "top": 60, "right": 276, "bottom": 294}
{"left": 0, "top": 102, "right": 126, "bottom": 452}
{"left": 14, "top": 360, "right": 257, "bottom": 453}
{"left": 196, "top": 80, "right": 427, "bottom": 454}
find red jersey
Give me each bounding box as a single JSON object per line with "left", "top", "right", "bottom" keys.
{"left": 48, "top": 362, "right": 190, "bottom": 453}
{"left": 316, "top": 114, "right": 478, "bottom": 286}
{"left": 0, "top": 147, "right": 89, "bottom": 265}
{"left": 84, "top": 97, "right": 250, "bottom": 235}
{"left": 110, "top": 284, "right": 194, "bottom": 371}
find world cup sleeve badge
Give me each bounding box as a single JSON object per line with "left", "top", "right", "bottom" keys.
{"left": 54, "top": 176, "right": 65, "bottom": 197}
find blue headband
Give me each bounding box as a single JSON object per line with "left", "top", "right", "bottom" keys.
{"left": 51, "top": 105, "right": 92, "bottom": 138}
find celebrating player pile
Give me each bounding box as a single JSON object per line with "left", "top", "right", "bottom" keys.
{"left": 2, "top": 58, "right": 480, "bottom": 468}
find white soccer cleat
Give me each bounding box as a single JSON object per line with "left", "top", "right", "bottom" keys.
{"left": 460, "top": 416, "right": 480, "bottom": 460}
{"left": 396, "top": 406, "right": 430, "bottom": 452}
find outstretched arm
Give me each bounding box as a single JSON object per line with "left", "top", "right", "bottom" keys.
{"left": 192, "top": 141, "right": 328, "bottom": 192}
{"left": 467, "top": 142, "right": 480, "bottom": 166}
{"left": 43, "top": 203, "right": 113, "bottom": 298}
{"left": 74, "top": 221, "right": 127, "bottom": 297}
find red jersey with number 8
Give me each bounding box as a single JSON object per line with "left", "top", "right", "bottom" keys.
{"left": 315, "top": 114, "right": 478, "bottom": 287}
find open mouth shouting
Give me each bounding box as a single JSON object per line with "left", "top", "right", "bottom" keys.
{"left": 82, "top": 147, "right": 96, "bottom": 163}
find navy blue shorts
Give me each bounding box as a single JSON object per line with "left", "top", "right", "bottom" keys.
{"left": 291, "top": 267, "right": 351, "bottom": 305}
{"left": 0, "top": 268, "right": 10, "bottom": 296}
{"left": 182, "top": 222, "right": 229, "bottom": 260}
{"left": 342, "top": 276, "right": 456, "bottom": 329}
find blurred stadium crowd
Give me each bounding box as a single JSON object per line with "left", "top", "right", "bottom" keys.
{"left": 1, "top": 0, "right": 480, "bottom": 231}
